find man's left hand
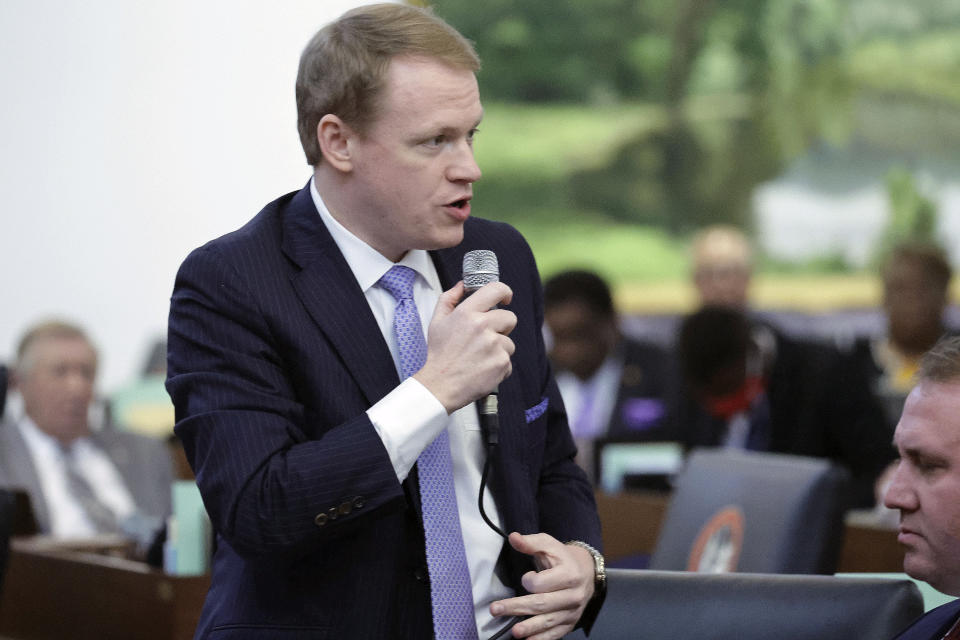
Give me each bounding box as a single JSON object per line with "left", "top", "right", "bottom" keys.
{"left": 489, "top": 532, "right": 595, "bottom": 639}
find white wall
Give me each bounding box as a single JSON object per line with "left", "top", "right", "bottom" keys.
{"left": 0, "top": 0, "right": 388, "bottom": 392}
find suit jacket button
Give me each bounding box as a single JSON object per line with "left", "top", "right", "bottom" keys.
{"left": 353, "top": 496, "right": 365, "bottom": 510}
{"left": 338, "top": 501, "right": 352, "bottom": 516}
{"left": 327, "top": 506, "right": 339, "bottom": 520}
{"left": 414, "top": 566, "right": 429, "bottom": 584}
{"left": 314, "top": 513, "right": 328, "bottom": 527}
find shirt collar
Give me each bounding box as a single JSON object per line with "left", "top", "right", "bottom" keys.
{"left": 309, "top": 177, "right": 438, "bottom": 292}
{"left": 17, "top": 414, "right": 93, "bottom": 457}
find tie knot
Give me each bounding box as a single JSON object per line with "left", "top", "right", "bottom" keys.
{"left": 378, "top": 265, "right": 418, "bottom": 302}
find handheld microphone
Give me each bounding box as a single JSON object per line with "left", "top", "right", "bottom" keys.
{"left": 462, "top": 249, "right": 500, "bottom": 295}
{"left": 462, "top": 250, "right": 501, "bottom": 443}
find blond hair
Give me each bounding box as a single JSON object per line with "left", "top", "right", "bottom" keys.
{"left": 296, "top": 3, "right": 481, "bottom": 166}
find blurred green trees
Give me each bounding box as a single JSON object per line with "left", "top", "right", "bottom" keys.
{"left": 872, "top": 169, "right": 940, "bottom": 267}
{"left": 430, "top": 0, "right": 857, "bottom": 234}
{"left": 424, "top": 0, "right": 960, "bottom": 283}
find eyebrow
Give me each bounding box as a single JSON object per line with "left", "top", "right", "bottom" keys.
{"left": 901, "top": 445, "right": 947, "bottom": 463}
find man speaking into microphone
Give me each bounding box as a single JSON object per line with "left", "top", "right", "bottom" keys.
{"left": 166, "top": 4, "right": 604, "bottom": 639}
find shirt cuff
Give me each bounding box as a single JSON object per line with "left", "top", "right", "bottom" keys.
{"left": 367, "top": 377, "right": 448, "bottom": 481}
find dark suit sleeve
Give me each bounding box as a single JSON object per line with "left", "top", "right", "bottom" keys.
{"left": 498, "top": 230, "right": 604, "bottom": 629}
{"left": 166, "top": 245, "right": 404, "bottom": 558}
{"left": 501, "top": 229, "right": 601, "bottom": 547}
{"left": 819, "top": 344, "right": 898, "bottom": 508}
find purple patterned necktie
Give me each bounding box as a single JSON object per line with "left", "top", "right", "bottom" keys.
{"left": 378, "top": 265, "right": 478, "bottom": 639}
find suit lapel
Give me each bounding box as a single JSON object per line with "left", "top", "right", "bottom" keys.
{"left": 282, "top": 185, "right": 400, "bottom": 406}
{"left": 430, "top": 246, "right": 460, "bottom": 290}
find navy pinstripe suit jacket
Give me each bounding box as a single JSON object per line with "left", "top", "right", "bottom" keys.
{"left": 166, "top": 184, "right": 601, "bottom": 639}
{"left": 892, "top": 599, "right": 960, "bottom": 640}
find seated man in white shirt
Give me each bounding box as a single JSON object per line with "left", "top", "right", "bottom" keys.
{"left": 0, "top": 320, "right": 173, "bottom": 542}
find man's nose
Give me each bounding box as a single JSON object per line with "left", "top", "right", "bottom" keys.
{"left": 448, "top": 141, "right": 481, "bottom": 183}
{"left": 883, "top": 462, "right": 917, "bottom": 512}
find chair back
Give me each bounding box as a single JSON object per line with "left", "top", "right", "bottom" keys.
{"left": 0, "top": 488, "right": 15, "bottom": 596}
{"left": 650, "top": 448, "right": 849, "bottom": 573}
{"left": 568, "top": 569, "right": 923, "bottom": 640}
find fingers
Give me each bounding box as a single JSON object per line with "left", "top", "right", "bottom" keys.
{"left": 508, "top": 531, "right": 559, "bottom": 555}
{"left": 416, "top": 281, "right": 516, "bottom": 412}
{"left": 459, "top": 281, "right": 513, "bottom": 311}
{"left": 492, "top": 532, "right": 595, "bottom": 638}
{"left": 490, "top": 592, "right": 580, "bottom": 639}
{"left": 508, "top": 532, "right": 559, "bottom": 570}
{"left": 433, "top": 281, "right": 466, "bottom": 318}
{"left": 495, "top": 586, "right": 583, "bottom": 617}
{"left": 440, "top": 281, "right": 516, "bottom": 338}
{"left": 510, "top": 612, "right": 578, "bottom": 640}
{"left": 486, "top": 308, "right": 518, "bottom": 337}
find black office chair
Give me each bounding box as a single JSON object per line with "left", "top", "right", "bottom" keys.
{"left": 566, "top": 569, "right": 923, "bottom": 640}
{"left": 0, "top": 488, "right": 15, "bottom": 597}
{"left": 650, "top": 448, "right": 850, "bottom": 574}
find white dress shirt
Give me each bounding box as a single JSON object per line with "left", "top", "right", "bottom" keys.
{"left": 555, "top": 355, "right": 623, "bottom": 480}
{"left": 17, "top": 415, "right": 136, "bottom": 538}
{"left": 555, "top": 355, "right": 623, "bottom": 440}
{"left": 310, "top": 179, "right": 513, "bottom": 636}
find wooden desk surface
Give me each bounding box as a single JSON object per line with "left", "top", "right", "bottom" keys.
{"left": 595, "top": 490, "right": 906, "bottom": 573}
{"left": 0, "top": 538, "right": 209, "bottom": 640}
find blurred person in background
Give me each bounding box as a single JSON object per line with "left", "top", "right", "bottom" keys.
{"left": 847, "top": 241, "right": 955, "bottom": 434}
{"left": 0, "top": 320, "right": 172, "bottom": 543}
{"left": 544, "top": 269, "right": 672, "bottom": 481}
{"left": 884, "top": 336, "right": 960, "bottom": 639}
{"left": 670, "top": 305, "right": 894, "bottom": 508}
{"left": 690, "top": 224, "right": 753, "bottom": 310}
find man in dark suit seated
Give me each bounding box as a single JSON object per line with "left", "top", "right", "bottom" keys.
{"left": 165, "top": 4, "right": 604, "bottom": 639}
{"left": 543, "top": 269, "right": 672, "bottom": 481}
{"left": 0, "top": 320, "right": 172, "bottom": 542}
{"left": 885, "top": 336, "right": 960, "bottom": 639}
{"left": 670, "top": 306, "right": 895, "bottom": 508}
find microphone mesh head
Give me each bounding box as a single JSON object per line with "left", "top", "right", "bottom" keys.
{"left": 462, "top": 250, "right": 499, "bottom": 293}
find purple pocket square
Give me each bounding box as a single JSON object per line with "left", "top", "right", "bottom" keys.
{"left": 621, "top": 398, "right": 665, "bottom": 430}
{"left": 525, "top": 397, "right": 549, "bottom": 423}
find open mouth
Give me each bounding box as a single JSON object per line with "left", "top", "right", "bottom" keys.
{"left": 449, "top": 198, "right": 470, "bottom": 209}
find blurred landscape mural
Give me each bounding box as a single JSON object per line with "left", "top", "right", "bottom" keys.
{"left": 420, "top": 0, "right": 960, "bottom": 311}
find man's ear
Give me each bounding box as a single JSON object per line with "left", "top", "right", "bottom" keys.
{"left": 6, "top": 366, "right": 20, "bottom": 392}
{"left": 317, "top": 114, "right": 355, "bottom": 172}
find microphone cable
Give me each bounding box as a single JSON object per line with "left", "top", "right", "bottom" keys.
{"left": 478, "top": 409, "right": 506, "bottom": 540}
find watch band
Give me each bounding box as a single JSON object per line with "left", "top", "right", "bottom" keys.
{"left": 566, "top": 540, "right": 606, "bottom": 590}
